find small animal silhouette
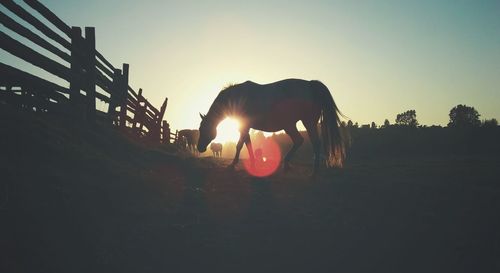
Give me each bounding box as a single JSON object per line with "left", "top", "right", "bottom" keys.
{"left": 210, "top": 142, "right": 223, "bottom": 157}
{"left": 177, "top": 129, "right": 200, "bottom": 155}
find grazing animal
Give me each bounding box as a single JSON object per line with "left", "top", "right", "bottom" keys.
{"left": 197, "top": 79, "right": 345, "bottom": 175}
{"left": 210, "top": 142, "right": 223, "bottom": 157}
{"left": 178, "top": 129, "right": 200, "bottom": 155}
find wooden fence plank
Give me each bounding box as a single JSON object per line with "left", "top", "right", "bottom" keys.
{"left": 96, "top": 71, "right": 113, "bottom": 92}
{"left": 126, "top": 105, "right": 136, "bottom": 114}
{"left": 0, "top": 62, "right": 69, "bottom": 95}
{"left": 22, "top": 0, "right": 116, "bottom": 78}
{"left": 95, "top": 92, "right": 109, "bottom": 103}
{"left": 22, "top": 0, "right": 115, "bottom": 78}
{"left": 23, "top": 0, "right": 71, "bottom": 36}
{"left": 96, "top": 51, "right": 115, "bottom": 72}
{"left": 144, "top": 99, "right": 160, "bottom": 115}
{"left": 127, "top": 94, "right": 138, "bottom": 106}
{"left": 0, "top": 30, "right": 71, "bottom": 80}
{"left": 127, "top": 85, "right": 138, "bottom": 99}
{"left": 1, "top": 0, "right": 71, "bottom": 49}
{"left": 0, "top": 11, "right": 71, "bottom": 63}
{"left": 96, "top": 59, "right": 114, "bottom": 78}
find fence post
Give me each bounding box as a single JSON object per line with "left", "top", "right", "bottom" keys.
{"left": 69, "top": 27, "right": 82, "bottom": 114}
{"left": 119, "top": 63, "right": 129, "bottom": 129}
{"left": 132, "top": 88, "right": 143, "bottom": 137}
{"left": 155, "top": 97, "right": 168, "bottom": 143}
{"left": 138, "top": 101, "right": 145, "bottom": 136}
{"left": 162, "top": 120, "right": 170, "bottom": 144}
{"left": 84, "top": 27, "right": 96, "bottom": 122}
{"left": 108, "top": 68, "right": 121, "bottom": 124}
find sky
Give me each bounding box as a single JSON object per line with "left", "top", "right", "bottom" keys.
{"left": 1, "top": 0, "right": 499, "bottom": 131}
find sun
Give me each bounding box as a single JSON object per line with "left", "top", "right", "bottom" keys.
{"left": 214, "top": 117, "right": 241, "bottom": 143}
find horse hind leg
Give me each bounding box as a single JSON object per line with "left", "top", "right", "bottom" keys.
{"left": 303, "top": 119, "right": 321, "bottom": 176}
{"left": 284, "top": 125, "right": 304, "bottom": 172}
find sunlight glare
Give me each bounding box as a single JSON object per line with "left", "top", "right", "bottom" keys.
{"left": 214, "top": 117, "right": 241, "bottom": 143}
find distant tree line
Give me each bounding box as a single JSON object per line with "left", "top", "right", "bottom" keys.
{"left": 220, "top": 104, "right": 498, "bottom": 161}
{"left": 345, "top": 104, "right": 498, "bottom": 129}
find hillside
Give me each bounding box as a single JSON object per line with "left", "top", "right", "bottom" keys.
{"left": 1, "top": 104, "right": 500, "bottom": 273}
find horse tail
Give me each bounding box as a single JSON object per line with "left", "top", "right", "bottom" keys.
{"left": 311, "top": 80, "right": 345, "bottom": 167}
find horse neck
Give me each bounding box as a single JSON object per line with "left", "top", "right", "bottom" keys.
{"left": 206, "top": 102, "right": 225, "bottom": 126}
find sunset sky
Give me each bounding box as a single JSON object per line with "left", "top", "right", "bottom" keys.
{"left": 1, "top": 0, "right": 499, "bottom": 132}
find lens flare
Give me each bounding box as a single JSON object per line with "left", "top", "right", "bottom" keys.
{"left": 243, "top": 137, "right": 281, "bottom": 177}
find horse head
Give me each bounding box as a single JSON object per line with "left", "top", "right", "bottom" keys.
{"left": 197, "top": 113, "right": 216, "bottom": 153}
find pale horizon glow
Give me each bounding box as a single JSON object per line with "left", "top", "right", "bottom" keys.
{"left": 1, "top": 0, "right": 499, "bottom": 131}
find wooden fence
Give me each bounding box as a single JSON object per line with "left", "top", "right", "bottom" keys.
{"left": 0, "top": 0, "right": 176, "bottom": 144}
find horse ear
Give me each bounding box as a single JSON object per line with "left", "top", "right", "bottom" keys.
{"left": 199, "top": 113, "right": 205, "bottom": 120}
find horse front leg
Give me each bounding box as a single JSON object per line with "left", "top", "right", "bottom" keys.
{"left": 229, "top": 131, "right": 248, "bottom": 169}
{"left": 244, "top": 135, "right": 255, "bottom": 169}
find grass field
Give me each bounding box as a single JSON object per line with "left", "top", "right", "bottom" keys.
{"left": 1, "top": 105, "right": 499, "bottom": 273}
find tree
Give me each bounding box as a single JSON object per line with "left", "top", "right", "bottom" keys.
{"left": 382, "top": 119, "right": 390, "bottom": 128}
{"left": 482, "top": 118, "right": 498, "bottom": 128}
{"left": 347, "top": 120, "right": 353, "bottom": 128}
{"left": 448, "top": 104, "right": 480, "bottom": 128}
{"left": 371, "top": 122, "right": 377, "bottom": 129}
{"left": 395, "top": 110, "right": 418, "bottom": 127}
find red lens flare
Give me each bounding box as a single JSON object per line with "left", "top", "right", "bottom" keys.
{"left": 243, "top": 137, "right": 281, "bottom": 177}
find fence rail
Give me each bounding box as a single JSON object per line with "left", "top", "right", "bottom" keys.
{"left": 0, "top": 0, "right": 176, "bottom": 144}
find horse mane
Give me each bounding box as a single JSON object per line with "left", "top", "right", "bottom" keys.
{"left": 221, "top": 82, "right": 239, "bottom": 91}
{"left": 206, "top": 83, "right": 240, "bottom": 118}
{"left": 206, "top": 81, "right": 257, "bottom": 121}
{"left": 220, "top": 81, "right": 255, "bottom": 92}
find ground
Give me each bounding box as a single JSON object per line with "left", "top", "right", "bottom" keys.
{"left": 1, "top": 105, "right": 499, "bottom": 273}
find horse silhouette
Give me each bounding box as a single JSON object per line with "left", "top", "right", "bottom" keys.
{"left": 197, "top": 79, "right": 345, "bottom": 174}
{"left": 210, "top": 142, "right": 223, "bottom": 157}
{"left": 178, "top": 129, "right": 200, "bottom": 155}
